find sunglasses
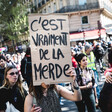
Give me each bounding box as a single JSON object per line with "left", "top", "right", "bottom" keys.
{"left": 9, "top": 72, "right": 19, "bottom": 76}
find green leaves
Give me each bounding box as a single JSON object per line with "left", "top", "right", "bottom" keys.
{"left": 0, "top": 0, "right": 29, "bottom": 40}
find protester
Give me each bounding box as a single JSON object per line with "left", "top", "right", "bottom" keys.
{"left": 93, "top": 43, "right": 104, "bottom": 66}
{"left": 0, "top": 55, "right": 7, "bottom": 87}
{"left": 78, "top": 42, "right": 83, "bottom": 53}
{"left": 71, "top": 50, "right": 77, "bottom": 68}
{"left": 108, "top": 44, "right": 112, "bottom": 67}
{"left": 101, "top": 40, "right": 107, "bottom": 51}
{"left": 5, "top": 54, "right": 15, "bottom": 66}
{"left": 74, "top": 53, "right": 97, "bottom": 112}
{"left": 84, "top": 44, "right": 100, "bottom": 99}
{"left": 99, "top": 68, "right": 112, "bottom": 112}
{"left": 0, "top": 66, "right": 27, "bottom": 112}
{"left": 21, "top": 47, "right": 32, "bottom": 87}
{"left": 24, "top": 68, "right": 82, "bottom": 112}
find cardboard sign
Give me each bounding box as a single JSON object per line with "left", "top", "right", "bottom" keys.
{"left": 28, "top": 14, "right": 72, "bottom": 85}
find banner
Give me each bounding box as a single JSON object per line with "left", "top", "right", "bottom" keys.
{"left": 28, "top": 14, "right": 72, "bottom": 85}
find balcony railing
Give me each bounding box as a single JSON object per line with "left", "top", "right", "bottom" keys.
{"left": 55, "top": 2, "right": 99, "bottom": 13}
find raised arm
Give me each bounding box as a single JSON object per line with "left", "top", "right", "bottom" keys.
{"left": 56, "top": 80, "right": 82, "bottom": 101}
{"left": 56, "top": 67, "right": 82, "bottom": 101}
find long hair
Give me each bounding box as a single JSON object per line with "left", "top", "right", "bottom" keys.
{"left": 3, "top": 65, "right": 26, "bottom": 98}
{"left": 75, "top": 53, "right": 87, "bottom": 67}
{"left": 29, "top": 79, "right": 56, "bottom": 101}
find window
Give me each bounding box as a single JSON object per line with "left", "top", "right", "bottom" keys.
{"left": 34, "top": 0, "right": 37, "bottom": 9}
{"left": 59, "top": 0, "right": 63, "bottom": 9}
{"left": 34, "top": 0, "right": 37, "bottom": 6}
{"left": 38, "top": 0, "right": 41, "bottom": 3}
{"left": 42, "top": 0, "right": 45, "bottom": 5}
{"left": 53, "top": 2, "right": 57, "bottom": 12}
{"left": 48, "top": 5, "right": 51, "bottom": 13}
{"left": 66, "top": 0, "right": 70, "bottom": 5}
{"left": 82, "top": 16, "right": 88, "bottom": 24}
{"left": 42, "top": 8, "right": 46, "bottom": 13}
{"left": 79, "top": 0, "right": 87, "bottom": 5}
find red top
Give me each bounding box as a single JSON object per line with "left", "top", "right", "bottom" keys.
{"left": 104, "top": 68, "right": 112, "bottom": 76}
{"left": 72, "top": 57, "right": 77, "bottom": 68}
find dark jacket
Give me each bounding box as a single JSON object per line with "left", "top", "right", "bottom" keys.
{"left": 93, "top": 46, "right": 104, "bottom": 60}
{"left": 0, "top": 85, "right": 27, "bottom": 112}
{"left": 0, "top": 67, "right": 5, "bottom": 87}
{"left": 99, "top": 82, "right": 112, "bottom": 112}
{"left": 108, "top": 50, "right": 112, "bottom": 64}
{"left": 21, "top": 56, "right": 32, "bottom": 87}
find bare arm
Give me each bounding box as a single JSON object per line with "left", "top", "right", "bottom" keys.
{"left": 105, "top": 72, "right": 112, "bottom": 83}
{"left": 24, "top": 94, "right": 33, "bottom": 112}
{"left": 79, "top": 82, "right": 92, "bottom": 90}
{"left": 24, "top": 94, "right": 42, "bottom": 112}
{"left": 56, "top": 80, "right": 82, "bottom": 101}
{"left": 56, "top": 67, "right": 82, "bottom": 101}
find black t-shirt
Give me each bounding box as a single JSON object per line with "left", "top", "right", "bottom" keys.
{"left": 0, "top": 85, "right": 27, "bottom": 112}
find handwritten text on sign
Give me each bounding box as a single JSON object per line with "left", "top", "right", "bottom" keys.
{"left": 28, "top": 14, "right": 72, "bottom": 85}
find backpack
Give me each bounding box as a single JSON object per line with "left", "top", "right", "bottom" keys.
{"left": 21, "top": 57, "right": 32, "bottom": 80}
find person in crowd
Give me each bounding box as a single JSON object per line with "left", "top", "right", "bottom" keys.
{"left": 21, "top": 47, "right": 32, "bottom": 87}
{"left": 84, "top": 44, "right": 100, "bottom": 99}
{"left": 99, "top": 68, "right": 112, "bottom": 112}
{"left": 0, "top": 65, "right": 27, "bottom": 112}
{"left": 108, "top": 44, "right": 112, "bottom": 68}
{"left": 92, "top": 40, "right": 97, "bottom": 49}
{"left": 5, "top": 54, "right": 15, "bottom": 67}
{"left": 93, "top": 43, "right": 104, "bottom": 70}
{"left": 12, "top": 54, "right": 18, "bottom": 65}
{"left": 71, "top": 50, "right": 78, "bottom": 68}
{"left": 84, "top": 44, "right": 95, "bottom": 69}
{"left": 0, "top": 55, "right": 7, "bottom": 87}
{"left": 78, "top": 42, "right": 83, "bottom": 53}
{"left": 73, "top": 44, "right": 79, "bottom": 53}
{"left": 101, "top": 40, "right": 107, "bottom": 51}
{"left": 24, "top": 68, "right": 82, "bottom": 112}
{"left": 74, "top": 53, "right": 97, "bottom": 112}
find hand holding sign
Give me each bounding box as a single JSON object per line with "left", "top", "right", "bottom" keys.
{"left": 66, "top": 67, "right": 76, "bottom": 81}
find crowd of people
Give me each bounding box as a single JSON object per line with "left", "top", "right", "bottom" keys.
{"left": 0, "top": 39, "right": 111, "bottom": 112}
{"left": 71, "top": 39, "right": 112, "bottom": 112}
{"left": 0, "top": 47, "right": 82, "bottom": 112}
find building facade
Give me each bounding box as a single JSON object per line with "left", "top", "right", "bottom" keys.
{"left": 32, "top": 0, "right": 112, "bottom": 44}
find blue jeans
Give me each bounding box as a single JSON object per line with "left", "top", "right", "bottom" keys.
{"left": 93, "top": 70, "right": 100, "bottom": 99}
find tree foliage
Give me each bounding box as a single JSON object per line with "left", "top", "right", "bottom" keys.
{"left": 0, "top": 0, "right": 29, "bottom": 41}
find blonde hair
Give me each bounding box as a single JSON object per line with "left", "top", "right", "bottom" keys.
{"left": 3, "top": 66, "right": 25, "bottom": 99}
